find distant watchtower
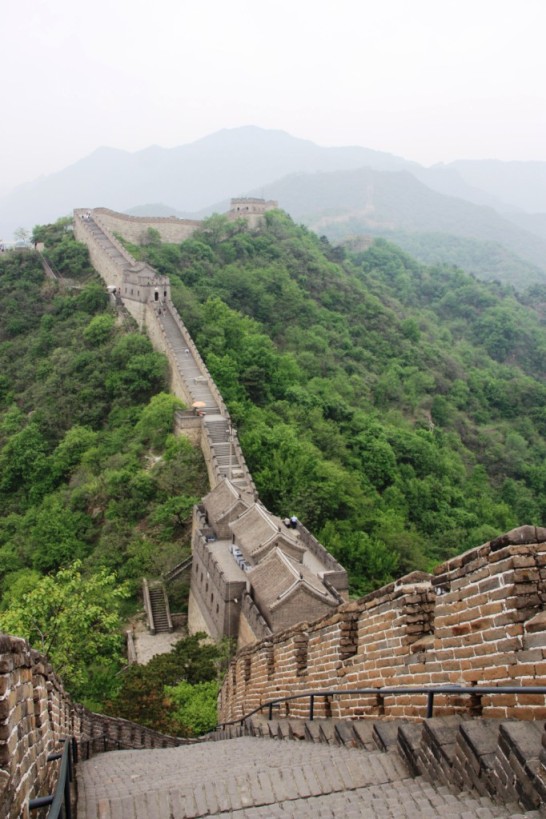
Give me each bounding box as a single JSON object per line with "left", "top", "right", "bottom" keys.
{"left": 228, "top": 198, "right": 278, "bottom": 228}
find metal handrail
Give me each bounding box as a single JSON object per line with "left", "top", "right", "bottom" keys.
{"left": 29, "top": 737, "right": 74, "bottom": 818}
{"left": 217, "top": 684, "right": 546, "bottom": 728}
{"left": 164, "top": 554, "right": 193, "bottom": 583}
{"left": 78, "top": 734, "right": 124, "bottom": 761}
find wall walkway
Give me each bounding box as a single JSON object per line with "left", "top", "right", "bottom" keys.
{"left": 74, "top": 210, "right": 254, "bottom": 495}
{"left": 75, "top": 207, "right": 343, "bottom": 646}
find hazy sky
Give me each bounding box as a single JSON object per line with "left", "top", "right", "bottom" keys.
{"left": 2, "top": 0, "right": 546, "bottom": 195}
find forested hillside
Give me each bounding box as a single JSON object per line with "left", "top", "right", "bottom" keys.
{"left": 246, "top": 167, "right": 546, "bottom": 290}
{"left": 2, "top": 212, "right": 546, "bottom": 719}
{"left": 0, "top": 241, "right": 208, "bottom": 703}
{"left": 121, "top": 212, "right": 546, "bottom": 597}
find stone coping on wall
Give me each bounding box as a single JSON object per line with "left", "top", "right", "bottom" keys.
{"left": 91, "top": 207, "right": 202, "bottom": 229}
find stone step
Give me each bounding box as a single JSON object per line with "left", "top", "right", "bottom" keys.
{"left": 147, "top": 583, "right": 172, "bottom": 633}
{"left": 220, "top": 715, "right": 546, "bottom": 815}
{"left": 77, "top": 735, "right": 535, "bottom": 818}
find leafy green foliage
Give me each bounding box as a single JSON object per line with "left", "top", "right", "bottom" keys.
{"left": 133, "top": 211, "right": 546, "bottom": 593}
{"left": 136, "top": 393, "right": 185, "bottom": 448}
{"left": 164, "top": 679, "right": 219, "bottom": 736}
{"left": 106, "top": 634, "right": 227, "bottom": 734}
{"left": 0, "top": 237, "right": 208, "bottom": 662}
{"left": 0, "top": 561, "right": 128, "bottom": 700}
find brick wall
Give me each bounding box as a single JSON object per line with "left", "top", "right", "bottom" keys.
{"left": 91, "top": 208, "right": 201, "bottom": 245}
{"left": 189, "top": 518, "right": 246, "bottom": 641}
{"left": 74, "top": 214, "right": 127, "bottom": 291}
{"left": 219, "top": 527, "right": 546, "bottom": 724}
{"left": 296, "top": 522, "right": 348, "bottom": 596}
{"left": 239, "top": 592, "right": 272, "bottom": 648}
{"left": 0, "top": 635, "right": 185, "bottom": 819}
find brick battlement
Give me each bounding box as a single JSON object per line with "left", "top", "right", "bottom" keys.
{"left": 219, "top": 526, "right": 546, "bottom": 724}
{"left": 0, "top": 635, "right": 185, "bottom": 818}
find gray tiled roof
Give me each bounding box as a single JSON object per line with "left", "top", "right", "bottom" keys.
{"left": 203, "top": 479, "right": 253, "bottom": 525}
{"left": 229, "top": 503, "right": 304, "bottom": 563}
{"left": 248, "top": 548, "right": 338, "bottom": 612}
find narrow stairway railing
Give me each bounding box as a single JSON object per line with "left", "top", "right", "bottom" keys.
{"left": 28, "top": 737, "right": 75, "bottom": 818}
{"left": 164, "top": 554, "right": 193, "bottom": 583}
{"left": 218, "top": 683, "right": 546, "bottom": 728}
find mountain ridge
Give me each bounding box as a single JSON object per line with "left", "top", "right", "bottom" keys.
{"left": 3, "top": 125, "right": 546, "bottom": 289}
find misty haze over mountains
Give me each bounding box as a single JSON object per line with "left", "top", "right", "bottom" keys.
{"left": 2, "top": 126, "right": 546, "bottom": 288}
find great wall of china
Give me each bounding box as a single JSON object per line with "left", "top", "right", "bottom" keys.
{"left": 1, "top": 203, "right": 546, "bottom": 816}
{"left": 73, "top": 202, "right": 348, "bottom": 647}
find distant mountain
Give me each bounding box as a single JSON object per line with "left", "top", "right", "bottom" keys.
{"left": 125, "top": 203, "right": 190, "bottom": 218}
{"left": 3, "top": 125, "right": 546, "bottom": 290}
{"left": 0, "top": 127, "right": 419, "bottom": 237}
{"left": 503, "top": 211, "right": 546, "bottom": 243}
{"left": 377, "top": 233, "right": 546, "bottom": 290}
{"left": 442, "top": 160, "right": 546, "bottom": 214}
{"left": 242, "top": 168, "right": 546, "bottom": 288}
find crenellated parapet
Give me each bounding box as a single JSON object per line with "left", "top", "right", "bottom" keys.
{"left": 88, "top": 207, "right": 201, "bottom": 245}
{"left": 0, "top": 634, "right": 186, "bottom": 819}
{"left": 76, "top": 199, "right": 277, "bottom": 249}
{"left": 219, "top": 526, "right": 546, "bottom": 724}
{"left": 227, "top": 198, "right": 278, "bottom": 229}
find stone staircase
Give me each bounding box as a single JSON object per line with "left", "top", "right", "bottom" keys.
{"left": 234, "top": 714, "right": 546, "bottom": 813}
{"left": 147, "top": 583, "right": 172, "bottom": 633}
{"left": 160, "top": 308, "right": 220, "bottom": 416}
{"left": 84, "top": 218, "right": 132, "bottom": 270}
{"left": 158, "top": 307, "right": 247, "bottom": 490}
{"left": 76, "top": 716, "right": 543, "bottom": 818}
{"left": 205, "top": 416, "right": 246, "bottom": 487}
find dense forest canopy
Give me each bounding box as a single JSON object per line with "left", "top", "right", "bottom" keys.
{"left": 2, "top": 212, "right": 546, "bottom": 711}
{"left": 0, "top": 240, "right": 208, "bottom": 704}
{"left": 122, "top": 212, "right": 546, "bottom": 596}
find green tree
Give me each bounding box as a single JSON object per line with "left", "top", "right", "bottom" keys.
{"left": 29, "top": 493, "right": 92, "bottom": 572}
{"left": 107, "top": 634, "right": 222, "bottom": 732}
{"left": 164, "top": 679, "right": 219, "bottom": 736}
{"left": 135, "top": 392, "right": 185, "bottom": 449}
{"left": 83, "top": 314, "right": 115, "bottom": 346}
{"left": 0, "top": 561, "right": 129, "bottom": 699}
{"left": 51, "top": 425, "right": 98, "bottom": 480}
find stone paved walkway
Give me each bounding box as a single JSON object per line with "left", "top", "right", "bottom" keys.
{"left": 131, "top": 617, "right": 185, "bottom": 665}
{"left": 77, "top": 737, "right": 538, "bottom": 818}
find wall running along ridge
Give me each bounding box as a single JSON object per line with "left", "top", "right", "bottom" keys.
{"left": 74, "top": 204, "right": 345, "bottom": 646}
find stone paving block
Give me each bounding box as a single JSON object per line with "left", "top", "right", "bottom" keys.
{"left": 351, "top": 720, "right": 376, "bottom": 750}
{"left": 374, "top": 719, "right": 407, "bottom": 751}
{"left": 76, "top": 735, "right": 536, "bottom": 818}
{"left": 224, "top": 775, "right": 243, "bottom": 811}
{"left": 236, "top": 772, "right": 255, "bottom": 808}
{"left": 304, "top": 720, "right": 322, "bottom": 743}
{"left": 335, "top": 720, "right": 358, "bottom": 748}
{"left": 267, "top": 719, "right": 281, "bottom": 739}
{"left": 287, "top": 719, "right": 307, "bottom": 740}
{"left": 304, "top": 762, "right": 327, "bottom": 796}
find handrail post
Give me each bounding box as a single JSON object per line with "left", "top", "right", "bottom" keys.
{"left": 68, "top": 738, "right": 74, "bottom": 781}
{"left": 216, "top": 685, "right": 546, "bottom": 735}
{"left": 426, "top": 691, "right": 434, "bottom": 719}
{"left": 64, "top": 763, "right": 73, "bottom": 819}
